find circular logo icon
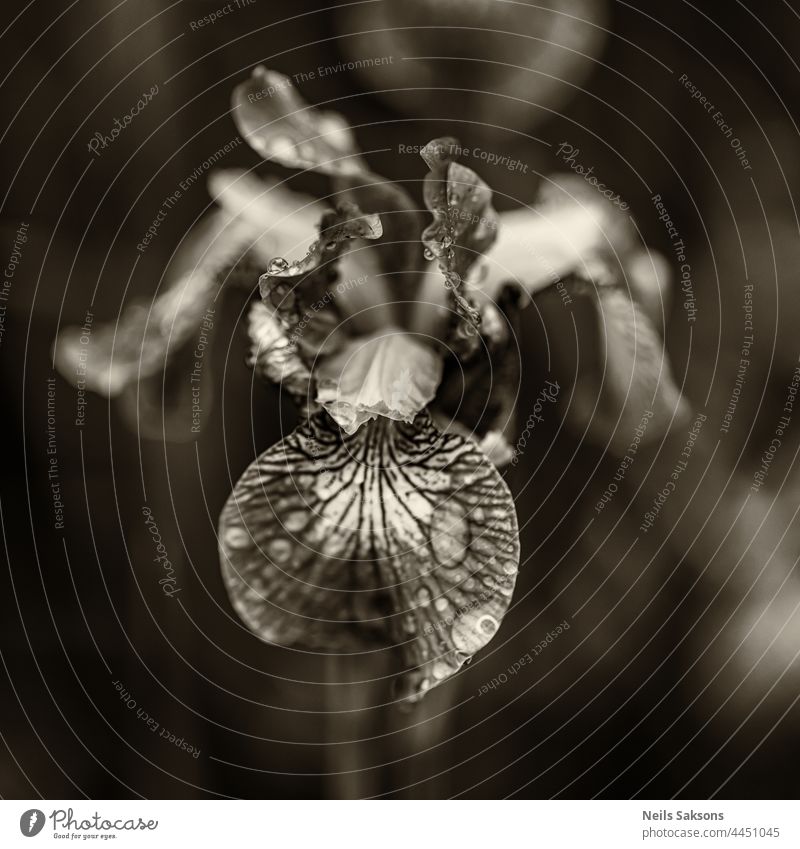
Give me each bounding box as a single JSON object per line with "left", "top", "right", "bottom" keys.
{"left": 19, "top": 810, "right": 45, "bottom": 837}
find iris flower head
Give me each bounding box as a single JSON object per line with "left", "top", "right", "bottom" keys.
{"left": 56, "top": 66, "right": 686, "bottom": 700}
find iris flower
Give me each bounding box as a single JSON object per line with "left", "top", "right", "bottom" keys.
{"left": 56, "top": 67, "right": 686, "bottom": 700}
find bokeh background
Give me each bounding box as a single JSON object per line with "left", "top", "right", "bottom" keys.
{"left": 2, "top": 0, "right": 800, "bottom": 798}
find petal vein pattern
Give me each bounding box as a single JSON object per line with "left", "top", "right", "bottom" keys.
{"left": 219, "top": 412, "right": 520, "bottom": 700}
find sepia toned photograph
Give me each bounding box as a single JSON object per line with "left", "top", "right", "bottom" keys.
{"left": 1, "top": 0, "right": 800, "bottom": 820}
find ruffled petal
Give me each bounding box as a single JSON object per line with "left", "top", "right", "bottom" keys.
{"left": 233, "top": 67, "right": 426, "bottom": 315}
{"left": 218, "top": 411, "right": 520, "bottom": 700}
{"left": 432, "top": 282, "right": 524, "bottom": 466}
{"left": 247, "top": 300, "right": 312, "bottom": 402}
{"left": 258, "top": 201, "right": 382, "bottom": 361}
{"left": 314, "top": 330, "right": 443, "bottom": 434}
{"left": 420, "top": 137, "right": 499, "bottom": 357}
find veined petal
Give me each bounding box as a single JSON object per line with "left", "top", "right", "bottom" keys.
{"left": 232, "top": 66, "right": 365, "bottom": 175}
{"left": 314, "top": 330, "right": 443, "bottom": 435}
{"left": 420, "top": 137, "right": 499, "bottom": 357}
{"left": 218, "top": 411, "right": 520, "bottom": 700}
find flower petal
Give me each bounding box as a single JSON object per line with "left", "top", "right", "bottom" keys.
{"left": 218, "top": 411, "right": 520, "bottom": 700}
{"left": 432, "top": 282, "right": 524, "bottom": 466}
{"left": 420, "top": 137, "right": 499, "bottom": 357}
{"left": 55, "top": 173, "right": 322, "bottom": 439}
{"left": 567, "top": 283, "right": 688, "bottom": 451}
{"left": 258, "top": 201, "right": 382, "bottom": 361}
{"left": 232, "top": 67, "right": 426, "bottom": 317}
{"left": 474, "top": 178, "right": 633, "bottom": 302}
{"left": 314, "top": 330, "right": 443, "bottom": 434}
{"left": 231, "top": 66, "right": 365, "bottom": 175}
{"left": 247, "top": 300, "right": 312, "bottom": 402}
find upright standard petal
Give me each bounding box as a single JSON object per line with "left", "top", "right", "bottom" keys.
{"left": 258, "top": 201, "right": 382, "bottom": 361}
{"left": 420, "top": 137, "right": 499, "bottom": 357}
{"left": 232, "top": 67, "right": 426, "bottom": 319}
{"left": 218, "top": 411, "right": 520, "bottom": 700}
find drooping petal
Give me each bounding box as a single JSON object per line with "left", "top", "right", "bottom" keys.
{"left": 420, "top": 137, "right": 499, "bottom": 357}
{"left": 473, "top": 175, "right": 634, "bottom": 302}
{"left": 475, "top": 174, "right": 686, "bottom": 451}
{"left": 314, "top": 330, "right": 443, "bottom": 435}
{"left": 218, "top": 411, "right": 520, "bottom": 700}
{"left": 55, "top": 173, "right": 322, "bottom": 439}
{"left": 231, "top": 66, "right": 365, "bottom": 176}
{"left": 568, "top": 283, "right": 688, "bottom": 452}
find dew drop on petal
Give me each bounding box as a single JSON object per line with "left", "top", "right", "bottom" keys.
{"left": 476, "top": 614, "right": 499, "bottom": 637}
{"left": 267, "top": 257, "right": 290, "bottom": 274}
{"left": 266, "top": 537, "right": 293, "bottom": 563}
{"left": 282, "top": 512, "right": 306, "bottom": 533}
{"left": 432, "top": 660, "right": 451, "bottom": 681}
{"left": 224, "top": 526, "right": 251, "bottom": 550}
{"left": 416, "top": 586, "right": 432, "bottom": 608}
{"left": 430, "top": 500, "right": 470, "bottom": 567}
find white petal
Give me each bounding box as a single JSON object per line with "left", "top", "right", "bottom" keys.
{"left": 208, "top": 168, "right": 322, "bottom": 262}
{"left": 314, "top": 331, "right": 443, "bottom": 434}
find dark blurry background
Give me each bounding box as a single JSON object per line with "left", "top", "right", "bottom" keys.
{"left": 2, "top": 0, "right": 800, "bottom": 798}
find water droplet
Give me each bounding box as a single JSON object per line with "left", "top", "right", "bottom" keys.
{"left": 423, "top": 247, "right": 434, "bottom": 261}
{"left": 434, "top": 597, "right": 449, "bottom": 613}
{"left": 416, "top": 586, "right": 432, "bottom": 608}
{"left": 477, "top": 614, "right": 499, "bottom": 636}
{"left": 225, "top": 526, "right": 251, "bottom": 550}
{"left": 267, "top": 257, "right": 290, "bottom": 274}
{"left": 432, "top": 660, "right": 451, "bottom": 681}
{"left": 282, "top": 512, "right": 306, "bottom": 533}
{"left": 266, "top": 537, "right": 292, "bottom": 563}
{"left": 430, "top": 501, "right": 470, "bottom": 566}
